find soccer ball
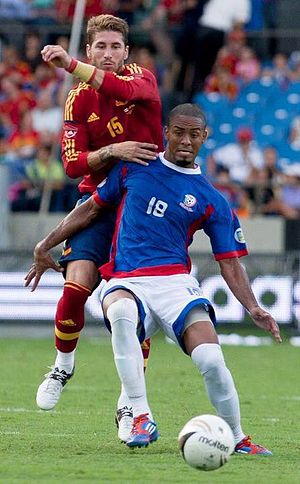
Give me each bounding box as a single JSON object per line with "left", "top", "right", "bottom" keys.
{"left": 178, "top": 414, "right": 235, "bottom": 471}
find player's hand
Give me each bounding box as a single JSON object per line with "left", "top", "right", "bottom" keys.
{"left": 249, "top": 306, "right": 282, "bottom": 343}
{"left": 24, "top": 242, "right": 64, "bottom": 292}
{"left": 41, "top": 44, "right": 72, "bottom": 69}
{"left": 112, "top": 141, "right": 158, "bottom": 166}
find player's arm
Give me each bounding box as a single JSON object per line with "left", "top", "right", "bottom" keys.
{"left": 200, "top": 191, "right": 281, "bottom": 342}
{"left": 24, "top": 197, "right": 105, "bottom": 291}
{"left": 202, "top": 195, "right": 281, "bottom": 343}
{"left": 63, "top": 123, "right": 157, "bottom": 176}
{"left": 25, "top": 163, "right": 125, "bottom": 290}
{"left": 88, "top": 141, "right": 158, "bottom": 170}
{"left": 41, "top": 45, "right": 158, "bottom": 101}
{"left": 96, "top": 67, "right": 159, "bottom": 101}
{"left": 218, "top": 257, "right": 281, "bottom": 343}
{"left": 41, "top": 44, "right": 104, "bottom": 87}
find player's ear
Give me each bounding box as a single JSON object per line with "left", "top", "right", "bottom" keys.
{"left": 164, "top": 126, "right": 169, "bottom": 138}
{"left": 86, "top": 44, "right": 91, "bottom": 61}
{"left": 202, "top": 129, "right": 208, "bottom": 143}
{"left": 124, "top": 46, "right": 129, "bottom": 61}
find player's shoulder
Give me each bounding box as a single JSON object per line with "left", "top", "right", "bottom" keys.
{"left": 123, "top": 63, "right": 156, "bottom": 81}
{"left": 120, "top": 157, "right": 160, "bottom": 177}
{"left": 66, "top": 82, "right": 95, "bottom": 100}
{"left": 197, "top": 174, "right": 230, "bottom": 208}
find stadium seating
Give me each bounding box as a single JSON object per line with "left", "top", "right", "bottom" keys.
{"left": 194, "top": 79, "right": 300, "bottom": 165}
{"left": 192, "top": 92, "right": 229, "bottom": 126}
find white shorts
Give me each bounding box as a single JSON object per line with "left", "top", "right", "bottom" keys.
{"left": 101, "top": 274, "right": 215, "bottom": 352}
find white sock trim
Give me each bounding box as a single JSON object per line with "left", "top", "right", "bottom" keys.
{"left": 55, "top": 349, "right": 76, "bottom": 373}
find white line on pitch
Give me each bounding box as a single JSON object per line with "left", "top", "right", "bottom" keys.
{"left": 0, "top": 407, "right": 102, "bottom": 415}
{"left": 0, "top": 431, "right": 79, "bottom": 437}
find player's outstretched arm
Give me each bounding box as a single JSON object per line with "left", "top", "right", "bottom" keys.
{"left": 24, "top": 198, "right": 101, "bottom": 291}
{"left": 88, "top": 141, "right": 158, "bottom": 170}
{"left": 218, "top": 257, "right": 282, "bottom": 343}
{"left": 41, "top": 45, "right": 104, "bottom": 89}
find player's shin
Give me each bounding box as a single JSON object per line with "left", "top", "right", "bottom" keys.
{"left": 107, "top": 298, "right": 152, "bottom": 419}
{"left": 191, "top": 343, "right": 245, "bottom": 444}
{"left": 55, "top": 281, "right": 91, "bottom": 370}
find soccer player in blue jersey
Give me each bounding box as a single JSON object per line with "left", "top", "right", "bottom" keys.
{"left": 25, "top": 103, "right": 281, "bottom": 452}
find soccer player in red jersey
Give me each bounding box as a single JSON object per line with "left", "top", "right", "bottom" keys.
{"left": 30, "top": 15, "right": 163, "bottom": 441}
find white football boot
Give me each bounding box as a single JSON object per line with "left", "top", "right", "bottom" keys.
{"left": 36, "top": 366, "right": 74, "bottom": 410}
{"left": 115, "top": 406, "right": 133, "bottom": 442}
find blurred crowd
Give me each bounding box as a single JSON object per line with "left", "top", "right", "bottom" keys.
{"left": 1, "top": 0, "right": 300, "bottom": 218}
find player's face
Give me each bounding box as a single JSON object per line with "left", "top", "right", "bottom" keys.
{"left": 86, "top": 31, "right": 129, "bottom": 72}
{"left": 164, "top": 115, "right": 208, "bottom": 168}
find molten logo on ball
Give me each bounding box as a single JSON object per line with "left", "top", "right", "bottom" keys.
{"left": 178, "top": 414, "right": 235, "bottom": 471}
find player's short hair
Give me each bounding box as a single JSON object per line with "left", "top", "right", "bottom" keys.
{"left": 167, "top": 104, "right": 207, "bottom": 128}
{"left": 87, "top": 14, "right": 129, "bottom": 45}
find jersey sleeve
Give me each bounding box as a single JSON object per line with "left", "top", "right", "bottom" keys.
{"left": 93, "top": 163, "right": 128, "bottom": 208}
{"left": 100, "top": 65, "right": 160, "bottom": 102}
{"left": 202, "top": 194, "right": 248, "bottom": 260}
{"left": 61, "top": 85, "right": 93, "bottom": 178}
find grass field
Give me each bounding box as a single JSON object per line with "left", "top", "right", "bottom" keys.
{"left": 0, "top": 331, "right": 300, "bottom": 483}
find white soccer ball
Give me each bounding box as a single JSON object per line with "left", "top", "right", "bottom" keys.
{"left": 178, "top": 414, "right": 235, "bottom": 471}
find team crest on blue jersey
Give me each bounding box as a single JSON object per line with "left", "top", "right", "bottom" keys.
{"left": 180, "top": 194, "right": 197, "bottom": 212}
{"left": 234, "top": 228, "right": 246, "bottom": 243}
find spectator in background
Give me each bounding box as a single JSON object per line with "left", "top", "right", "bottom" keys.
{"left": 10, "top": 143, "right": 66, "bottom": 212}
{"left": 129, "top": 45, "right": 158, "bottom": 76}
{"left": 0, "top": 45, "right": 32, "bottom": 85}
{"left": 31, "top": 89, "right": 63, "bottom": 137}
{"left": 235, "top": 46, "right": 261, "bottom": 84}
{"left": 175, "top": 0, "right": 210, "bottom": 99}
{"left": 213, "top": 165, "right": 253, "bottom": 217}
{"left": 22, "top": 31, "right": 42, "bottom": 72}
{"left": 289, "top": 115, "right": 300, "bottom": 149}
{"left": 204, "top": 65, "right": 239, "bottom": 100}
{"left": 192, "top": 0, "right": 251, "bottom": 94}
{"left": 0, "top": 77, "right": 35, "bottom": 132}
{"left": 117, "top": 0, "right": 141, "bottom": 26}
{"left": 31, "top": 62, "right": 58, "bottom": 92}
{"left": 214, "top": 28, "right": 247, "bottom": 77}
{"left": 211, "top": 127, "right": 264, "bottom": 184}
{"left": 246, "top": 0, "right": 278, "bottom": 59}
{"left": 288, "top": 51, "right": 300, "bottom": 81}
{"left": 279, "top": 165, "right": 300, "bottom": 218}
{"left": 54, "top": 0, "right": 117, "bottom": 23}
{"left": 263, "top": 146, "right": 282, "bottom": 183}
{"left": 269, "top": 52, "right": 291, "bottom": 88}
{"left": 6, "top": 110, "right": 39, "bottom": 177}
{"left": 243, "top": 146, "right": 300, "bottom": 218}
{"left": 0, "top": 0, "right": 32, "bottom": 20}
{"left": 137, "top": 1, "right": 183, "bottom": 61}
{"left": 30, "top": 1, "right": 56, "bottom": 25}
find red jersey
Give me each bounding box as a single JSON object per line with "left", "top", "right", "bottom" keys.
{"left": 62, "top": 63, "right": 163, "bottom": 193}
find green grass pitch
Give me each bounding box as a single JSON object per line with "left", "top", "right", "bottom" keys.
{"left": 0, "top": 331, "right": 300, "bottom": 483}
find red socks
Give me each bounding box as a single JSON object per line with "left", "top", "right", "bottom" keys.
{"left": 141, "top": 338, "right": 151, "bottom": 371}
{"left": 55, "top": 281, "right": 91, "bottom": 352}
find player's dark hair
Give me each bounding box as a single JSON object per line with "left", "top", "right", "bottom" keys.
{"left": 167, "top": 104, "right": 207, "bottom": 128}
{"left": 87, "top": 14, "right": 129, "bottom": 45}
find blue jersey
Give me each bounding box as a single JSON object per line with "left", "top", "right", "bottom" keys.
{"left": 93, "top": 153, "right": 248, "bottom": 279}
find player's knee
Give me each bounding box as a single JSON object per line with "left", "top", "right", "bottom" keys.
{"left": 191, "top": 343, "right": 226, "bottom": 376}
{"left": 106, "top": 298, "right": 138, "bottom": 328}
